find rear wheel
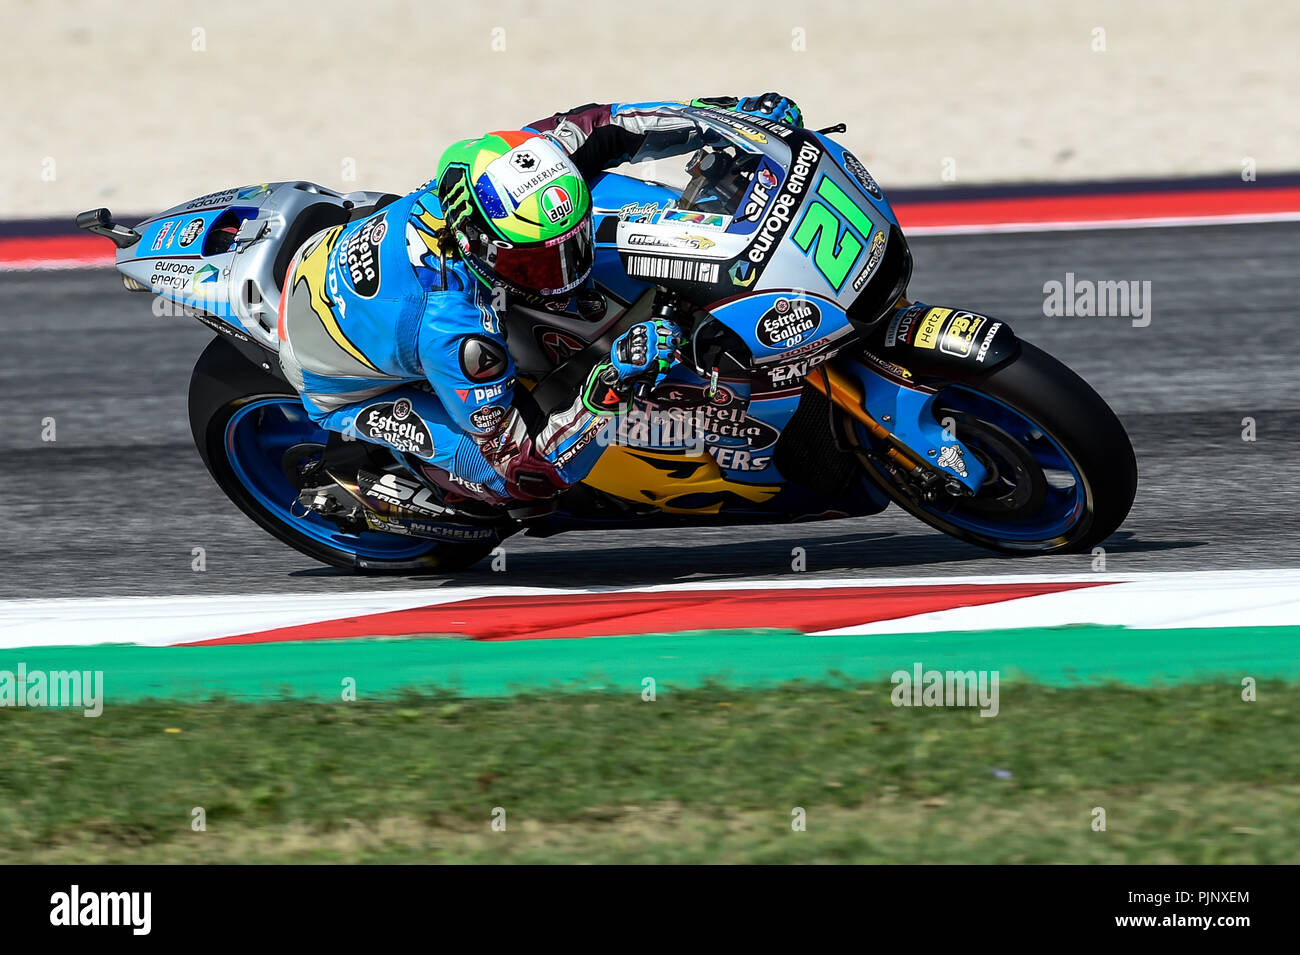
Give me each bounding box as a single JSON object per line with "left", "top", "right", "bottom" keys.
{"left": 846, "top": 340, "right": 1137, "bottom": 554}
{"left": 187, "top": 337, "right": 499, "bottom": 573}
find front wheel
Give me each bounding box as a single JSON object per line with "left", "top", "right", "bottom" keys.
{"left": 847, "top": 340, "right": 1137, "bottom": 554}
{"left": 187, "top": 337, "right": 500, "bottom": 573}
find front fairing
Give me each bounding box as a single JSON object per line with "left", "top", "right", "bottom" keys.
{"left": 579, "top": 107, "right": 914, "bottom": 490}
{"left": 587, "top": 105, "right": 909, "bottom": 326}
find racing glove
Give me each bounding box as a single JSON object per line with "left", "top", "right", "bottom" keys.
{"left": 610, "top": 319, "right": 681, "bottom": 389}
{"left": 734, "top": 92, "right": 803, "bottom": 128}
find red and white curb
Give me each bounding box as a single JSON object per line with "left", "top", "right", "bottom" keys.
{"left": 810, "top": 569, "right": 1300, "bottom": 635}
{"left": 1, "top": 570, "right": 1297, "bottom": 651}
{"left": 897, "top": 186, "right": 1300, "bottom": 236}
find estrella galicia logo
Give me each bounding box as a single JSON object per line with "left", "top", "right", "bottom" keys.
{"left": 357, "top": 398, "right": 433, "bottom": 456}
{"left": 695, "top": 405, "right": 780, "bottom": 450}
{"left": 755, "top": 296, "right": 822, "bottom": 349}
{"left": 652, "top": 383, "right": 742, "bottom": 410}
{"left": 337, "top": 211, "right": 388, "bottom": 298}
{"left": 469, "top": 404, "right": 507, "bottom": 434}
{"left": 842, "top": 151, "right": 883, "bottom": 200}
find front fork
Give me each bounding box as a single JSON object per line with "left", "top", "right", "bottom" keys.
{"left": 805, "top": 299, "right": 1022, "bottom": 495}
{"left": 806, "top": 363, "right": 987, "bottom": 496}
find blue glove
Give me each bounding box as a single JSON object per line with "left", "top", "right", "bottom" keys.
{"left": 735, "top": 92, "right": 803, "bottom": 128}
{"left": 610, "top": 319, "right": 681, "bottom": 389}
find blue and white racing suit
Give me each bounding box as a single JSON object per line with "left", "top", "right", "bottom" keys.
{"left": 277, "top": 95, "right": 800, "bottom": 504}
{"left": 277, "top": 188, "right": 598, "bottom": 504}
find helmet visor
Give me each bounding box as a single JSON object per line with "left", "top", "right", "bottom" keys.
{"left": 483, "top": 220, "right": 593, "bottom": 296}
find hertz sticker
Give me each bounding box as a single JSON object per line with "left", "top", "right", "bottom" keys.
{"left": 914, "top": 307, "right": 951, "bottom": 349}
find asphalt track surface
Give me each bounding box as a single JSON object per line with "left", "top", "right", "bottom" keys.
{"left": 2, "top": 222, "right": 1297, "bottom": 600}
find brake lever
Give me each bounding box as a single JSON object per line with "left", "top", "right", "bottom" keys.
{"left": 816, "top": 122, "right": 847, "bottom": 135}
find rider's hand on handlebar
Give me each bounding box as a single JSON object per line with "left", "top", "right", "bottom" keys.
{"left": 736, "top": 93, "right": 803, "bottom": 128}
{"left": 610, "top": 319, "right": 681, "bottom": 390}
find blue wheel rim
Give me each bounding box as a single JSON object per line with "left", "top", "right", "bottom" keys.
{"left": 859, "top": 386, "right": 1087, "bottom": 543}
{"left": 224, "top": 397, "right": 437, "bottom": 560}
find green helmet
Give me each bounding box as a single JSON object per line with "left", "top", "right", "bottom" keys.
{"left": 436, "top": 131, "right": 593, "bottom": 300}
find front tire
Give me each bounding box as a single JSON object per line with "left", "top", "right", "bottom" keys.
{"left": 187, "top": 337, "right": 499, "bottom": 573}
{"left": 847, "top": 340, "right": 1137, "bottom": 554}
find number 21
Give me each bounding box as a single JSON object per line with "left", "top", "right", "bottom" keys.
{"left": 791, "top": 175, "right": 877, "bottom": 292}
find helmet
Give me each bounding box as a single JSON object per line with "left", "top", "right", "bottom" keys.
{"left": 436, "top": 132, "right": 593, "bottom": 301}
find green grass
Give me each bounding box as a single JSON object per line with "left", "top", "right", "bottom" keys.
{"left": 2, "top": 679, "right": 1297, "bottom": 863}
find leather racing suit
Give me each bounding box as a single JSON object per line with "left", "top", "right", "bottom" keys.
{"left": 276, "top": 94, "right": 800, "bottom": 506}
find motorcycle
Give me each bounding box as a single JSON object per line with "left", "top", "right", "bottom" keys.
{"left": 77, "top": 105, "right": 1137, "bottom": 572}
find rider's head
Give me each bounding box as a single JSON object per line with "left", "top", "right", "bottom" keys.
{"left": 436, "top": 132, "right": 593, "bottom": 305}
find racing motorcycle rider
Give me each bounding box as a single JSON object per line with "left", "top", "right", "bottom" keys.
{"left": 276, "top": 93, "right": 802, "bottom": 508}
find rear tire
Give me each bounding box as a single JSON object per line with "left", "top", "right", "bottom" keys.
{"left": 847, "top": 340, "right": 1137, "bottom": 554}
{"left": 187, "top": 337, "right": 499, "bottom": 573}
